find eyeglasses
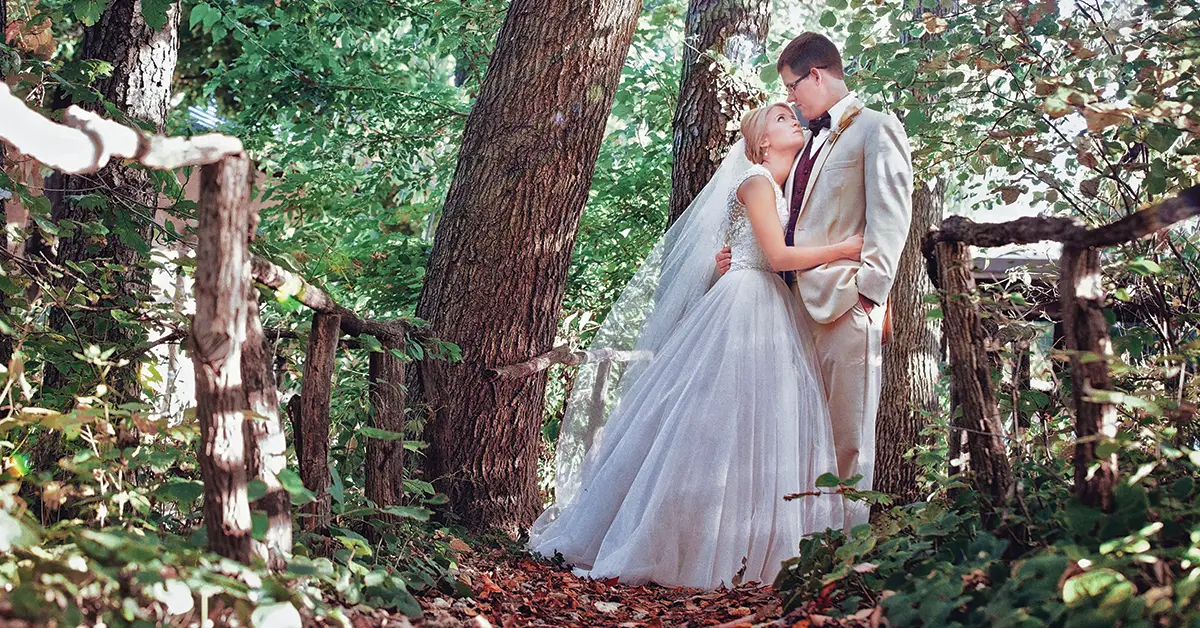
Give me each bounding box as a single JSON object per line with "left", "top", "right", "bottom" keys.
{"left": 785, "top": 66, "right": 828, "bottom": 93}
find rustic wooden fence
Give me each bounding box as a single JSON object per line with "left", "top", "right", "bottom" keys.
{"left": 7, "top": 79, "right": 1200, "bottom": 561}
{"left": 924, "top": 185, "right": 1200, "bottom": 513}
{"left": 0, "top": 83, "right": 411, "bottom": 567}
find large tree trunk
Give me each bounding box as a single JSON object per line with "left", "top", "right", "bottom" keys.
{"left": 414, "top": 0, "right": 642, "bottom": 533}
{"left": 667, "top": 0, "right": 770, "bottom": 225}
{"left": 876, "top": 0, "right": 954, "bottom": 503}
{"left": 192, "top": 154, "right": 254, "bottom": 563}
{"left": 875, "top": 177, "right": 944, "bottom": 503}
{"left": 44, "top": 0, "right": 180, "bottom": 402}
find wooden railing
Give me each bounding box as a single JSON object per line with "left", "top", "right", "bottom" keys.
{"left": 923, "top": 184, "right": 1200, "bottom": 512}
{"left": 0, "top": 83, "right": 412, "bottom": 565}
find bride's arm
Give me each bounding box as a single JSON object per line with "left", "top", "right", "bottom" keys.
{"left": 738, "top": 177, "right": 861, "bottom": 272}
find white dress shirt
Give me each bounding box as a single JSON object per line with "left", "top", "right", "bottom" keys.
{"left": 808, "top": 91, "right": 858, "bottom": 153}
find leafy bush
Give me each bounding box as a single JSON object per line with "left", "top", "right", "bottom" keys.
{"left": 776, "top": 450, "right": 1200, "bottom": 627}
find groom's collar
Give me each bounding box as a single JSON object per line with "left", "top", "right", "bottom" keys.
{"left": 823, "top": 92, "right": 858, "bottom": 131}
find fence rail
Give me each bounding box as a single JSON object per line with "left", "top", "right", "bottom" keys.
{"left": 0, "top": 83, "right": 414, "bottom": 565}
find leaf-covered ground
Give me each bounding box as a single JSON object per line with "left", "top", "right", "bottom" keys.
{"left": 339, "top": 542, "right": 879, "bottom": 628}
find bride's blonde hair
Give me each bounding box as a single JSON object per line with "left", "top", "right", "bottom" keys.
{"left": 740, "top": 103, "right": 792, "bottom": 164}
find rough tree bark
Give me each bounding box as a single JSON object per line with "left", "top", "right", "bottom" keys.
{"left": 0, "top": 0, "right": 9, "bottom": 369}
{"left": 934, "top": 240, "right": 1013, "bottom": 506}
{"left": 875, "top": 178, "right": 944, "bottom": 504}
{"left": 875, "top": 0, "right": 954, "bottom": 504}
{"left": 366, "top": 348, "right": 406, "bottom": 510}
{"left": 242, "top": 288, "right": 291, "bottom": 568}
{"left": 44, "top": 0, "right": 181, "bottom": 402}
{"left": 192, "top": 154, "right": 254, "bottom": 563}
{"left": 668, "top": 0, "right": 770, "bottom": 225}
{"left": 414, "top": 0, "right": 642, "bottom": 532}
{"left": 1060, "top": 246, "right": 1117, "bottom": 511}
{"left": 297, "top": 311, "right": 340, "bottom": 531}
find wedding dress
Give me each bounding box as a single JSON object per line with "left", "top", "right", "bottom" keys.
{"left": 528, "top": 162, "right": 841, "bottom": 589}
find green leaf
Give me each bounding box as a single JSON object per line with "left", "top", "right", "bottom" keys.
{"left": 820, "top": 10, "right": 837, "bottom": 28}
{"left": 360, "top": 426, "right": 406, "bottom": 441}
{"left": 380, "top": 505, "right": 432, "bottom": 521}
{"left": 251, "top": 512, "right": 269, "bottom": 541}
{"left": 403, "top": 478, "right": 435, "bottom": 495}
{"left": 759, "top": 64, "right": 779, "bottom": 85}
{"left": 157, "top": 479, "right": 204, "bottom": 504}
{"left": 815, "top": 473, "right": 841, "bottom": 488}
{"left": 247, "top": 479, "right": 268, "bottom": 501}
{"left": 189, "top": 3, "right": 210, "bottom": 29}
{"left": 1062, "top": 569, "right": 1134, "bottom": 606}
{"left": 72, "top": 0, "right": 110, "bottom": 26}
{"left": 330, "top": 463, "right": 344, "bottom": 505}
{"left": 277, "top": 468, "right": 316, "bottom": 505}
{"left": 75, "top": 194, "right": 108, "bottom": 210}
{"left": 1127, "top": 258, "right": 1162, "bottom": 276}
{"left": 141, "top": 0, "right": 173, "bottom": 31}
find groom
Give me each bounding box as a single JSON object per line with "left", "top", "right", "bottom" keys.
{"left": 717, "top": 33, "right": 913, "bottom": 528}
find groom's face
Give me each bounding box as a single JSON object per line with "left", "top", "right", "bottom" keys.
{"left": 780, "top": 66, "right": 821, "bottom": 120}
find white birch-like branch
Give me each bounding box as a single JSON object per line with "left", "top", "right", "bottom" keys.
{"left": 0, "top": 83, "right": 243, "bottom": 173}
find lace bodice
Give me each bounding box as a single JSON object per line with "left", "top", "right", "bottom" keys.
{"left": 725, "top": 165, "right": 789, "bottom": 273}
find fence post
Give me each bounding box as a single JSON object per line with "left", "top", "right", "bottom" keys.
{"left": 934, "top": 239, "right": 1014, "bottom": 506}
{"left": 192, "top": 153, "right": 254, "bottom": 562}
{"left": 1060, "top": 245, "right": 1117, "bottom": 511}
{"left": 242, "top": 290, "right": 292, "bottom": 568}
{"left": 297, "top": 311, "right": 341, "bottom": 531}
{"left": 367, "top": 343, "right": 407, "bottom": 512}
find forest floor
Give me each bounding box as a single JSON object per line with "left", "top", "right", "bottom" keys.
{"left": 339, "top": 540, "right": 880, "bottom": 628}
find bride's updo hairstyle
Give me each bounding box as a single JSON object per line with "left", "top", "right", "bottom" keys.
{"left": 740, "top": 103, "right": 791, "bottom": 164}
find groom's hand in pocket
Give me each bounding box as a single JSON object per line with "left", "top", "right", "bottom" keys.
{"left": 716, "top": 248, "right": 732, "bottom": 276}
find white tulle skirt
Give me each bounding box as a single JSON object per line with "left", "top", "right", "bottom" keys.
{"left": 528, "top": 269, "right": 842, "bottom": 589}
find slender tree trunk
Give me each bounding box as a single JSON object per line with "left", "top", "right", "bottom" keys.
{"left": 192, "top": 154, "right": 254, "bottom": 563}
{"left": 367, "top": 348, "right": 406, "bottom": 510}
{"left": 935, "top": 240, "right": 1013, "bottom": 507}
{"left": 667, "top": 0, "right": 770, "bottom": 225}
{"left": 1060, "top": 246, "right": 1117, "bottom": 511}
{"left": 875, "top": 177, "right": 944, "bottom": 503}
{"left": 44, "top": 0, "right": 180, "bottom": 402}
{"left": 414, "top": 0, "right": 642, "bottom": 533}
{"left": 1011, "top": 339, "right": 1031, "bottom": 453}
{"left": 297, "top": 311, "right": 340, "bottom": 532}
{"left": 0, "top": 0, "right": 10, "bottom": 369}
{"left": 242, "top": 291, "right": 291, "bottom": 568}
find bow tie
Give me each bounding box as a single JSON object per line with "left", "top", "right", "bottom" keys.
{"left": 807, "top": 112, "right": 832, "bottom": 133}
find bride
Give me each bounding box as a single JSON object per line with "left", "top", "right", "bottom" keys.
{"left": 528, "top": 103, "right": 854, "bottom": 589}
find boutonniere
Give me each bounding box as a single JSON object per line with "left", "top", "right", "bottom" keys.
{"left": 828, "top": 104, "right": 863, "bottom": 147}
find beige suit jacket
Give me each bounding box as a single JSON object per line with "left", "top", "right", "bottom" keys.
{"left": 785, "top": 97, "right": 914, "bottom": 325}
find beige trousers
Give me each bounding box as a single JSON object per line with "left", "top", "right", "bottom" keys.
{"left": 794, "top": 288, "right": 885, "bottom": 530}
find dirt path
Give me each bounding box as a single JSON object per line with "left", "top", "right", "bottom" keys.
{"left": 351, "top": 545, "right": 869, "bottom": 628}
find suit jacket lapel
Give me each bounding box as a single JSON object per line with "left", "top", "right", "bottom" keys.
{"left": 798, "top": 96, "right": 864, "bottom": 218}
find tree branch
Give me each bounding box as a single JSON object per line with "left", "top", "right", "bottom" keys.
{"left": 0, "top": 83, "right": 242, "bottom": 173}
{"left": 249, "top": 255, "right": 411, "bottom": 345}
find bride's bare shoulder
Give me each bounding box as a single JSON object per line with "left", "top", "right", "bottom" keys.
{"left": 735, "top": 171, "right": 774, "bottom": 204}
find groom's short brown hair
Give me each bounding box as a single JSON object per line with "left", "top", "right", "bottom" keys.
{"left": 777, "top": 33, "right": 844, "bottom": 79}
